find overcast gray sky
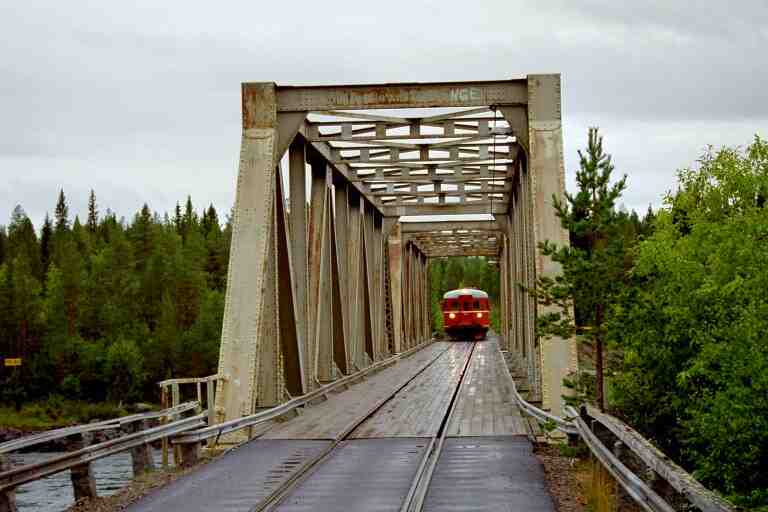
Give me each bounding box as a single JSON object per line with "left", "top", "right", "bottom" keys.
{"left": 1, "top": 0, "right": 766, "bottom": 228}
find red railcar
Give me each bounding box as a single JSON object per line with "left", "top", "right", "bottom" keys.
{"left": 440, "top": 288, "right": 490, "bottom": 340}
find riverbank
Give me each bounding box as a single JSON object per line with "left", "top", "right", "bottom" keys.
{"left": 0, "top": 399, "right": 156, "bottom": 450}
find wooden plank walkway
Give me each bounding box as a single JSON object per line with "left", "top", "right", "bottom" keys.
{"left": 263, "top": 342, "right": 450, "bottom": 440}
{"left": 446, "top": 339, "right": 529, "bottom": 436}
{"left": 351, "top": 343, "right": 473, "bottom": 438}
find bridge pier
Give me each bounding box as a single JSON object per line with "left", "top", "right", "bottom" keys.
{"left": 68, "top": 434, "right": 97, "bottom": 503}
{"left": 0, "top": 455, "right": 17, "bottom": 512}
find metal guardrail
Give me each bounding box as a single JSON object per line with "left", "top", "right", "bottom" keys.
{"left": 498, "top": 348, "right": 734, "bottom": 512}
{"left": 0, "top": 412, "right": 204, "bottom": 492}
{"left": 566, "top": 406, "right": 675, "bottom": 512}
{"left": 581, "top": 406, "right": 735, "bottom": 512}
{"left": 0, "top": 401, "right": 200, "bottom": 455}
{"left": 495, "top": 345, "right": 578, "bottom": 436}
{"left": 174, "top": 341, "right": 433, "bottom": 445}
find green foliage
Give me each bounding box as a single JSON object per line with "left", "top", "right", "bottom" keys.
{"left": 105, "top": 338, "right": 145, "bottom": 402}
{"left": 0, "top": 398, "right": 129, "bottom": 429}
{"left": 557, "top": 440, "right": 589, "bottom": 459}
{"left": 609, "top": 136, "right": 768, "bottom": 508}
{"left": 0, "top": 191, "right": 230, "bottom": 408}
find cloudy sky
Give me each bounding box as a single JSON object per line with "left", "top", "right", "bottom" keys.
{"left": 1, "top": 0, "right": 766, "bottom": 228}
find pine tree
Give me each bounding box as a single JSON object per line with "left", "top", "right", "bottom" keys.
{"left": 54, "top": 189, "right": 69, "bottom": 235}
{"left": 40, "top": 214, "right": 53, "bottom": 279}
{"left": 174, "top": 202, "right": 182, "bottom": 234}
{"left": 0, "top": 225, "right": 7, "bottom": 266}
{"left": 8, "top": 205, "right": 41, "bottom": 279}
{"left": 87, "top": 190, "right": 98, "bottom": 234}
{"left": 530, "top": 127, "right": 627, "bottom": 411}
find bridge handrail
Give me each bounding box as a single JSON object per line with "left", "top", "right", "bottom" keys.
{"left": 157, "top": 374, "right": 222, "bottom": 387}
{"left": 566, "top": 405, "right": 675, "bottom": 512}
{"left": 578, "top": 405, "right": 735, "bottom": 512}
{"left": 173, "top": 340, "right": 433, "bottom": 445}
{"left": 498, "top": 349, "right": 734, "bottom": 511}
{"left": 0, "top": 412, "right": 205, "bottom": 491}
{"left": 0, "top": 401, "right": 200, "bottom": 455}
{"left": 496, "top": 347, "right": 578, "bottom": 435}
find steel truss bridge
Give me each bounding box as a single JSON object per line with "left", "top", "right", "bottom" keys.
{"left": 0, "top": 75, "right": 734, "bottom": 512}
{"left": 216, "top": 74, "right": 576, "bottom": 424}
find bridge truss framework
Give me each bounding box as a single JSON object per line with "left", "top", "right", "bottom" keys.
{"left": 215, "top": 75, "right": 578, "bottom": 423}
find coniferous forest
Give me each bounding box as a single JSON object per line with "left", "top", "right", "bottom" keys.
{"left": 0, "top": 192, "right": 230, "bottom": 411}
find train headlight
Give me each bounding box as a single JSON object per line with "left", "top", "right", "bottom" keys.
{"left": 476, "top": 312, "right": 483, "bottom": 318}
{"left": 448, "top": 313, "right": 456, "bottom": 319}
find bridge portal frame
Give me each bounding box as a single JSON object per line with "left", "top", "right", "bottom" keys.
{"left": 215, "top": 75, "right": 577, "bottom": 425}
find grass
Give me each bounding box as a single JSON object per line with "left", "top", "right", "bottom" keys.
{"left": 0, "top": 397, "right": 131, "bottom": 430}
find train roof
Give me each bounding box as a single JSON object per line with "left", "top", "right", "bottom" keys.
{"left": 442, "top": 288, "right": 489, "bottom": 299}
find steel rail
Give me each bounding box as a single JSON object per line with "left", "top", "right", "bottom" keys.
{"left": 401, "top": 342, "right": 477, "bottom": 512}
{"left": 496, "top": 347, "right": 578, "bottom": 435}
{"left": 257, "top": 343, "right": 456, "bottom": 512}
{"left": 173, "top": 341, "right": 434, "bottom": 445}
{"left": 0, "top": 414, "right": 205, "bottom": 491}
{"left": 0, "top": 401, "right": 200, "bottom": 454}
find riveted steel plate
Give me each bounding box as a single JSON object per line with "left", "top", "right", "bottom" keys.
{"left": 275, "top": 438, "right": 430, "bottom": 511}
{"left": 424, "top": 436, "right": 555, "bottom": 511}
{"left": 126, "top": 439, "right": 330, "bottom": 512}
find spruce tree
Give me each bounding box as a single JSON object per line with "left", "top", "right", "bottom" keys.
{"left": 531, "top": 127, "right": 627, "bottom": 411}
{"left": 87, "top": 190, "right": 98, "bottom": 234}
{"left": 40, "top": 214, "right": 53, "bottom": 279}
{"left": 0, "top": 225, "right": 6, "bottom": 266}
{"left": 54, "top": 189, "right": 69, "bottom": 235}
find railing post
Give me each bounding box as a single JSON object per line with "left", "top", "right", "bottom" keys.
{"left": 206, "top": 379, "right": 216, "bottom": 448}
{"left": 122, "top": 420, "right": 155, "bottom": 476}
{"left": 68, "top": 433, "right": 97, "bottom": 503}
{"left": 171, "top": 383, "right": 181, "bottom": 465}
{"left": 179, "top": 441, "right": 200, "bottom": 468}
{"left": 0, "top": 454, "right": 18, "bottom": 512}
{"left": 161, "top": 385, "right": 169, "bottom": 468}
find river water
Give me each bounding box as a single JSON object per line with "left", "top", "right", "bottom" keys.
{"left": 8, "top": 449, "right": 171, "bottom": 512}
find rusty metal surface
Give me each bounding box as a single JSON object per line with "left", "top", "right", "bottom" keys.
{"left": 274, "top": 80, "right": 527, "bottom": 111}
{"left": 273, "top": 438, "right": 429, "bottom": 511}
{"left": 423, "top": 436, "right": 555, "bottom": 512}
{"left": 127, "top": 439, "right": 330, "bottom": 512}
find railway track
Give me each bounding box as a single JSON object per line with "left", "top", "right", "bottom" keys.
{"left": 257, "top": 341, "right": 477, "bottom": 512}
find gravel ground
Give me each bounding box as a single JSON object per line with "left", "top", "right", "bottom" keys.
{"left": 534, "top": 443, "right": 587, "bottom": 512}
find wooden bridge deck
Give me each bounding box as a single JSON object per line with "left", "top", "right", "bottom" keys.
{"left": 262, "top": 342, "right": 451, "bottom": 440}
{"left": 446, "top": 339, "right": 529, "bottom": 436}
{"left": 351, "top": 342, "right": 473, "bottom": 438}
{"left": 128, "top": 338, "right": 549, "bottom": 511}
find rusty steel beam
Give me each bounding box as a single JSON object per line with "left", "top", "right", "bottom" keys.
{"left": 272, "top": 79, "right": 527, "bottom": 112}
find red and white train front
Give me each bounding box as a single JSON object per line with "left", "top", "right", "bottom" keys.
{"left": 441, "top": 288, "right": 490, "bottom": 340}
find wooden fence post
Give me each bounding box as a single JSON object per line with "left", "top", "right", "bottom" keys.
{"left": 206, "top": 379, "right": 216, "bottom": 447}
{"left": 171, "top": 383, "right": 181, "bottom": 465}
{"left": 68, "top": 434, "right": 97, "bottom": 502}
{"left": 161, "top": 385, "right": 169, "bottom": 468}
{"left": 123, "top": 420, "right": 155, "bottom": 476}
{"left": 0, "top": 454, "right": 18, "bottom": 512}
{"left": 179, "top": 442, "right": 200, "bottom": 468}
